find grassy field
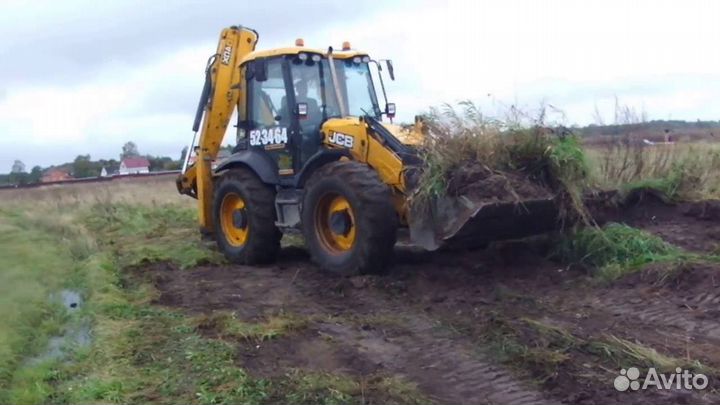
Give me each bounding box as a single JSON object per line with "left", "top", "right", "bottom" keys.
{"left": 0, "top": 176, "right": 425, "bottom": 404}
{"left": 587, "top": 141, "right": 720, "bottom": 200}
{"left": 1, "top": 138, "right": 719, "bottom": 403}
{"left": 0, "top": 176, "right": 221, "bottom": 404}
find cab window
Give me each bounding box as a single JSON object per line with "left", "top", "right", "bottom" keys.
{"left": 248, "top": 59, "right": 288, "bottom": 128}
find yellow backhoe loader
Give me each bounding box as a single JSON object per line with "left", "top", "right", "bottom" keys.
{"left": 177, "top": 26, "right": 557, "bottom": 274}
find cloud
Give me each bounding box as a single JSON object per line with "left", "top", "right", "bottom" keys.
{"left": 0, "top": 0, "right": 406, "bottom": 85}
{"left": 2, "top": 0, "right": 720, "bottom": 170}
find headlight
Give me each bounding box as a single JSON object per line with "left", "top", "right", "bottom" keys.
{"left": 311, "top": 54, "right": 321, "bottom": 62}
{"left": 362, "top": 56, "right": 370, "bottom": 63}
{"left": 352, "top": 56, "right": 361, "bottom": 64}
{"left": 298, "top": 53, "right": 308, "bottom": 61}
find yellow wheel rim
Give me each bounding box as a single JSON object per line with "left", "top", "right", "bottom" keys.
{"left": 220, "top": 193, "right": 249, "bottom": 247}
{"left": 315, "top": 193, "right": 356, "bottom": 253}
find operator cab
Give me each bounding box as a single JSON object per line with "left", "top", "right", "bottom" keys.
{"left": 235, "top": 42, "right": 393, "bottom": 180}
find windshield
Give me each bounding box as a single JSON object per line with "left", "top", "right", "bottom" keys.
{"left": 288, "top": 55, "right": 381, "bottom": 120}
{"left": 333, "top": 59, "right": 381, "bottom": 117}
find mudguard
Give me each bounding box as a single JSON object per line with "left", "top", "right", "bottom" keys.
{"left": 295, "top": 149, "right": 350, "bottom": 187}
{"left": 214, "top": 149, "right": 279, "bottom": 185}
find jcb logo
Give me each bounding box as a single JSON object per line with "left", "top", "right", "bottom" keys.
{"left": 221, "top": 45, "right": 232, "bottom": 65}
{"left": 328, "top": 132, "right": 354, "bottom": 148}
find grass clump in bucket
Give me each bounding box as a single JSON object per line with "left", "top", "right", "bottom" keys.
{"left": 413, "top": 101, "right": 590, "bottom": 222}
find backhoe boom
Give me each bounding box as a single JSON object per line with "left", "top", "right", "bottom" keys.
{"left": 177, "top": 26, "right": 259, "bottom": 233}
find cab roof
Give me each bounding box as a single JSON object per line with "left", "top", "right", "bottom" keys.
{"left": 239, "top": 47, "right": 368, "bottom": 66}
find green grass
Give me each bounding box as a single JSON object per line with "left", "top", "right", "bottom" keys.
{"left": 192, "top": 311, "right": 310, "bottom": 343}
{"left": 0, "top": 180, "right": 432, "bottom": 404}
{"left": 555, "top": 223, "right": 686, "bottom": 281}
{"left": 0, "top": 211, "right": 84, "bottom": 404}
{"left": 556, "top": 223, "right": 720, "bottom": 282}
{"left": 85, "top": 203, "right": 223, "bottom": 269}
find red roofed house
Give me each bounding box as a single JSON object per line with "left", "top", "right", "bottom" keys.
{"left": 41, "top": 169, "right": 73, "bottom": 183}
{"left": 119, "top": 157, "right": 150, "bottom": 175}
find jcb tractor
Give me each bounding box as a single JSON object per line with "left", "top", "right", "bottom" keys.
{"left": 177, "top": 26, "right": 557, "bottom": 274}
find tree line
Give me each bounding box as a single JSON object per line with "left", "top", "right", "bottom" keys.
{"left": 580, "top": 119, "right": 720, "bottom": 136}
{"left": 1, "top": 142, "right": 188, "bottom": 186}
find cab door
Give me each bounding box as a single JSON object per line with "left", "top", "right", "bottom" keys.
{"left": 244, "top": 57, "right": 295, "bottom": 176}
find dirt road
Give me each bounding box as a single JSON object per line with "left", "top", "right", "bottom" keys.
{"left": 134, "top": 198, "right": 720, "bottom": 404}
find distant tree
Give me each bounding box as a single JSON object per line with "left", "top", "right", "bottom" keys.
{"left": 98, "top": 158, "right": 119, "bottom": 175}
{"left": 11, "top": 159, "right": 25, "bottom": 174}
{"left": 73, "top": 154, "right": 100, "bottom": 178}
{"left": 179, "top": 146, "right": 188, "bottom": 162}
{"left": 8, "top": 172, "right": 28, "bottom": 185}
{"left": 147, "top": 155, "right": 173, "bottom": 172}
{"left": 121, "top": 142, "right": 140, "bottom": 160}
{"left": 28, "top": 166, "right": 42, "bottom": 183}
{"left": 163, "top": 160, "right": 182, "bottom": 171}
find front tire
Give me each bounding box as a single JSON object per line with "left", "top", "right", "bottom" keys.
{"left": 213, "top": 168, "right": 281, "bottom": 264}
{"left": 302, "top": 161, "right": 398, "bottom": 275}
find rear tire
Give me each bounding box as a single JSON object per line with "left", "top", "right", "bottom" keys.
{"left": 302, "top": 161, "right": 398, "bottom": 275}
{"left": 213, "top": 168, "right": 281, "bottom": 264}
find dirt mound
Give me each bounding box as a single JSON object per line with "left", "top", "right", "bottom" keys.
{"left": 447, "top": 161, "right": 552, "bottom": 202}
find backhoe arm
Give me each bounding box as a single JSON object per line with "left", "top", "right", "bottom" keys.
{"left": 177, "top": 26, "right": 259, "bottom": 233}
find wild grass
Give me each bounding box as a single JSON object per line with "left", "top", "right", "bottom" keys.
{"left": 473, "top": 313, "right": 576, "bottom": 382}
{"left": 467, "top": 310, "right": 716, "bottom": 388}
{"left": 587, "top": 138, "right": 720, "bottom": 201}
{"left": 414, "top": 101, "right": 590, "bottom": 222}
{"left": 589, "top": 335, "right": 714, "bottom": 375}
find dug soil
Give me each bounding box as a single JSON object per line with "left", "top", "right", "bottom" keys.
{"left": 132, "top": 198, "right": 720, "bottom": 404}
{"left": 447, "top": 162, "right": 552, "bottom": 202}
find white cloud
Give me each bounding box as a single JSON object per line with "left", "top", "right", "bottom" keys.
{"left": 2, "top": 0, "right": 720, "bottom": 169}
{"left": 315, "top": 0, "right": 720, "bottom": 122}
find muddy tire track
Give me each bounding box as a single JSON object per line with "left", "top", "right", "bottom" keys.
{"left": 134, "top": 198, "right": 720, "bottom": 404}
{"left": 143, "top": 252, "right": 551, "bottom": 404}
{"left": 311, "top": 304, "right": 550, "bottom": 405}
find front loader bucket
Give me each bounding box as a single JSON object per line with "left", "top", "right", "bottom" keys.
{"left": 408, "top": 195, "right": 559, "bottom": 251}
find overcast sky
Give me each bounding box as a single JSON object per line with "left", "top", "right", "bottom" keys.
{"left": 1, "top": 0, "right": 719, "bottom": 170}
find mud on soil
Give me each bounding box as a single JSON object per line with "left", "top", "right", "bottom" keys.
{"left": 130, "top": 198, "right": 720, "bottom": 405}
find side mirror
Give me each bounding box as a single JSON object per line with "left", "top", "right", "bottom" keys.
{"left": 386, "top": 103, "right": 396, "bottom": 118}
{"left": 295, "top": 102, "right": 308, "bottom": 119}
{"left": 386, "top": 60, "right": 395, "bottom": 81}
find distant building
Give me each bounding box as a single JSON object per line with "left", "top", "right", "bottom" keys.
{"left": 41, "top": 169, "right": 73, "bottom": 183}
{"left": 100, "top": 167, "right": 108, "bottom": 177}
{"left": 119, "top": 157, "right": 150, "bottom": 175}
